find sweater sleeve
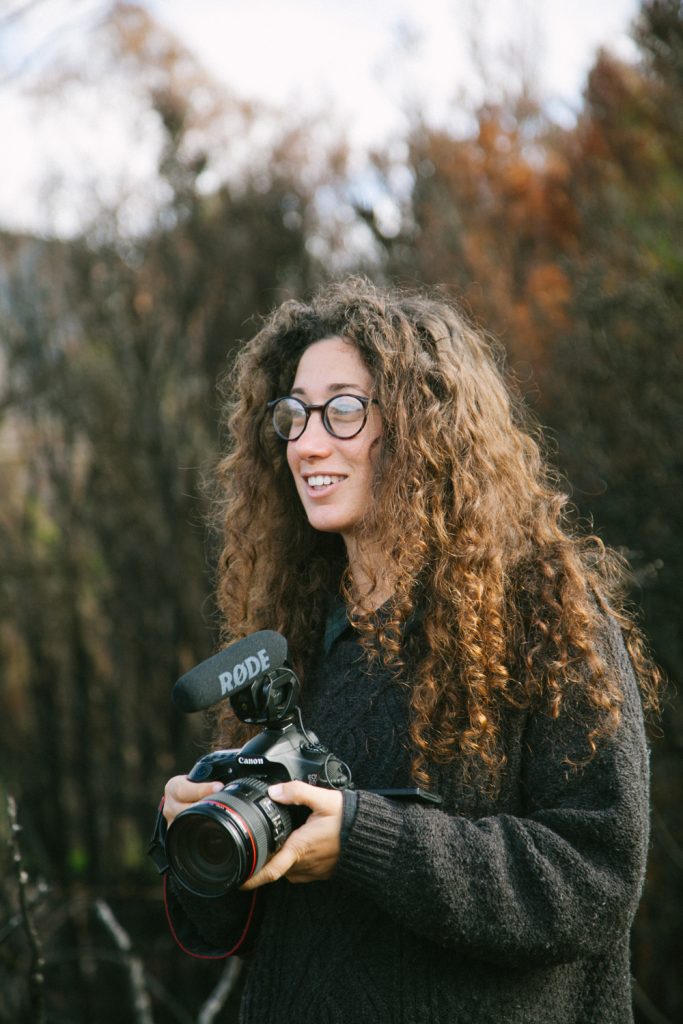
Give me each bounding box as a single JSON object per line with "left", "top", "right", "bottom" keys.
{"left": 334, "top": 628, "right": 650, "bottom": 968}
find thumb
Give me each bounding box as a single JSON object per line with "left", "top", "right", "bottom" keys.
{"left": 267, "top": 780, "right": 312, "bottom": 804}
{"left": 267, "top": 780, "right": 342, "bottom": 815}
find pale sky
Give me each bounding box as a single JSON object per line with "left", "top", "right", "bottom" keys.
{"left": 0, "top": 0, "right": 642, "bottom": 235}
{"left": 146, "top": 0, "right": 641, "bottom": 132}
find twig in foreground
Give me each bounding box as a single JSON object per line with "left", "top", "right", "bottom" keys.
{"left": 7, "top": 793, "right": 46, "bottom": 1024}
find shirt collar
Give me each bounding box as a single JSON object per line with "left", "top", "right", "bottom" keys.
{"left": 322, "top": 594, "right": 423, "bottom": 655}
{"left": 323, "top": 596, "right": 351, "bottom": 654}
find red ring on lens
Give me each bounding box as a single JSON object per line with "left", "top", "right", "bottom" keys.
{"left": 202, "top": 800, "right": 257, "bottom": 877}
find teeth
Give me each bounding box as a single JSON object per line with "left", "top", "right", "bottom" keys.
{"left": 307, "top": 475, "right": 343, "bottom": 487}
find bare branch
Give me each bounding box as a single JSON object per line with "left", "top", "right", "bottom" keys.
{"left": 7, "top": 793, "right": 46, "bottom": 1024}
{"left": 197, "top": 958, "right": 244, "bottom": 1024}
{"left": 0, "top": 0, "right": 53, "bottom": 30}
{"left": 95, "top": 898, "right": 154, "bottom": 1024}
{"left": 0, "top": 0, "right": 112, "bottom": 88}
{"left": 0, "top": 879, "right": 50, "bottom": 944}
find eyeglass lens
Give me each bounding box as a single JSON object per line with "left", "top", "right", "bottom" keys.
{"left": 272, "top": 395, "right": 368, "bottom": 440}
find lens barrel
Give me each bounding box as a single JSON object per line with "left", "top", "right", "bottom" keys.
{"left": 166, "top": 777, "right": 292, "bottom": 896}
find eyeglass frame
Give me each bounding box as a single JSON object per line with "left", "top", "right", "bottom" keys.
{"left": 267, "top": 393, "right": 378, "bottom": 442}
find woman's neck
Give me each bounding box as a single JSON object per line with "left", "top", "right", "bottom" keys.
{"left": 344, "top": 537, "right": 395, "bottom": 611}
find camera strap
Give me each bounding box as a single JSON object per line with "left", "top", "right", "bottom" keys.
{"left": 148, "top": 797, "right": 170, "bottom": 875}
{"left": 369, "top": 787, "right": 442, "bottom": 806}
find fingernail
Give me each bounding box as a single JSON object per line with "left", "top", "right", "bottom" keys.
{"left": 211, "top": 782, "right": 224, "bottom": 792}
{"left": 268, "top": 784, "right": 284, "bottom": 799}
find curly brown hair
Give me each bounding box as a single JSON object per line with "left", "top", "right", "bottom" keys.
{"left": 212, "top": 277, "right": 660, "bottom": 784}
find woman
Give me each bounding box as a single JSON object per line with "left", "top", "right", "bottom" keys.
{"left": 159, "top": 277, "right": 659, "bottom": 1023}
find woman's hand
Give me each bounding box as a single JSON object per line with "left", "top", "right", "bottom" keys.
{"left": 240, "top": 781, "right": 344, "bottom": 890}
{"left": 162, "top": 774, "right": 224, "bottom": 826}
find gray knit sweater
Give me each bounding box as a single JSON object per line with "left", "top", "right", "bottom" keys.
{"left": 164, "top": 611, "right": 650, "bottom": 1024}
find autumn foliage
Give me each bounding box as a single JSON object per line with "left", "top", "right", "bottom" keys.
{"left": 0, "top": 1, "right": 681, "bottom": 1022}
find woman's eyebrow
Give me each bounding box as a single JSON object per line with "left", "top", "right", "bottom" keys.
{"left": 290, "top": 382, "right": 367, "bottom": 396}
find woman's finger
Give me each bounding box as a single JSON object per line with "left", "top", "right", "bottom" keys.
{"left": 162, "top": 775, "right": 224, "bottom": 824}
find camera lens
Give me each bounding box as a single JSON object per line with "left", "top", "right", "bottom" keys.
{"left": 196, "top": 819, "right": 235, "bottom": 867}
{"left": 166, "top": 778, "right": 292, "bottom": 896}
{"left": 192, "top": 817, "right": 240, "bottom": 875}
{"left": 168, "top": 812, "right": 244, "bottom": 894}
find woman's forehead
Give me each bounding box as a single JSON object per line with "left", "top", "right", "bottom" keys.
{"left": 291, "top": 337, "right": 372, "bottom": 390}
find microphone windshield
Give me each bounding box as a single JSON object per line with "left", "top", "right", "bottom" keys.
{"left": 173, "top": 631, "right": 288, "bottom": 713}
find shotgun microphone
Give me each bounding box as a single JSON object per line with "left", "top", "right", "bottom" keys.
{"left": 172, "top": 630, "right": 288, "bottom": 713}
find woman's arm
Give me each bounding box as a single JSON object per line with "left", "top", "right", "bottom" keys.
{"left": 238, "top": 622, "right": 650, "bottom": 968}
{"left": 335, "top": 645, "right": 649, "bottom": 967}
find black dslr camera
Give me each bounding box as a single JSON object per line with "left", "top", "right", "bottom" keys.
{"left": 151, "top": 632, "right": 353, "bottom": 897}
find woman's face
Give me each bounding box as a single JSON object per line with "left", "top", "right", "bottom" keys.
{"left": 285, "top": 336, "right": 381, "bottom": 551}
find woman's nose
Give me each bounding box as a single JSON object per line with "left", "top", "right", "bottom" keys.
{"left": 292, "top": 410, "right": 333, "bottom": 456}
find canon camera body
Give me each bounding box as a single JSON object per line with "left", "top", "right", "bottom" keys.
{"left": 153, "top": 636, "right": 353, "bottom": 896}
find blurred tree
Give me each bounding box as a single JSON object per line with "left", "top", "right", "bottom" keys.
{"left": 542, "top": 8, "right": 683, "bottom": 1018}
{"left": 362, "top": 95, "right": 576, "bottom": 366}
{"left": 362, "top": 3, "right": 682, "bottom": 1020}
{"left": 0, "top": 3, "right": 325, "bottom": 1020}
